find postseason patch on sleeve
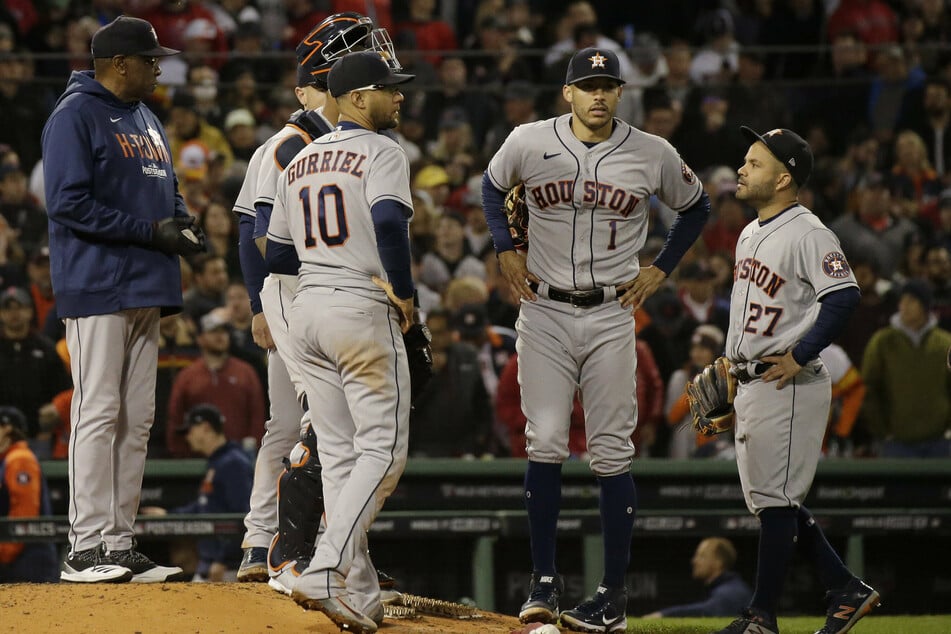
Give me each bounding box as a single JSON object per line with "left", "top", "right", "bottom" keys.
{"left": 16, "top": 471, "right": 31, "bottom": 485}
{"left": 681, "top": 161, "right": 696, "bottom": 184}
{"left": 822, "top": 252, "right": 851, "bottom": 279}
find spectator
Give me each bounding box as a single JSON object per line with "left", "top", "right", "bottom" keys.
{"left": 165, "top": 309, "right": 265, "bottom": 458}
{"left": 199, "top": 199, "right": 241, "bottom": 279}
{"left": 464, "top": 15, "right": 532, "bottom": 88}
{"left": 186, "top": 63, "right": 225, "bottom": 129}
{"left": 451, "top": 302, "right": 516, "bottom": 400}
{"left": 664, "top": 324, "right": 726, "bottom": 459}
{"left": 417, "top": 56, "right": 498, "bottom": 148}
{"left": 861, "top": 279, "right": 951, "bottom": 457}
{"left": 625, "top": 33, "right": 668, "bottom": 128}
{"left": 395, "top": 0, "right": 458, "bottom": 66}
{"left": 142, "top": 404, "right": 252, "bottom": 582}
{"left": 483, "top": 80, "right": 539, "bottom": 158}
{"left": 888, "top": 129, "right": 942, "bottom": 229}
{"left": 819, "top": 343, "right": 866, "bottom": 458}
{"left": 835, "top": 254, "right": 897, "bottom": 366}
{"left": 827, "top": 0, "right": 900, "bottom": 49}
{"left": 640, "top": 90, "right": 680, "bottom": 141}
{"left": 727, "top": 50, "right": 791, "bottom": 135}
{"left": 689, "top": 9, "right": 739, "bottom": 85}
{"left": 868, "top": 45, "right": 925, "bottom": 144}
{"left": 634, "top": 339, "right": 665, "bottom": 457}
{"left": 219, "top": 21, "right": 283, "bottom": 86}
{"left": 830, "top": 172, "right": 919, "bottom": 279}
{"left": 154, "top": 314, "right": 200, "bottom": 457}
{"left": 657, "top": 39, "right": 697, "bottom": 118}
{"left": 924, "top": 244, "right": 951, "bottom": 329}
{"left": 900, "top": 77, "right": 951, "bottom": 181}
{"left": 223, "top": 108, "right": 258, "bottom": 162}
{"left": 166, "top": 92, "right": 233, "bottom": 177}
{"left": 0, "top": 286, "right": 70, "bottom": 450}
{"left": 418, "top": 211, "right": 486, "bottom": 293}
{"left": 0, "top": 214, "right": 25, "bottom": 292}
{"left": 0, "top": 405, "right": 58, "bottom": 582}
{"left": 427, "top": 107, "right": 477, "bottom": 164}
{"left": 642, "top": 537, "right": 752, "bottom": 618}
{"left": 676, "top": 260, "right": 731, "bottom": 335}
{"left": 25, "top": 245, "right": 54, "bottom": 332}
{"left": 497, "top": 352, "right": 587, "bottom": 460}
{"left": 137, "top": 0, "right": 228, "bottom": 59}
{"left": 0, "top": 49, "right": 51, "bottom": 171}
{"left": 0, "top": 163, "right": 46, "bottom": 257}
{"left": 759, "top": 0, "right": 824, "bottom": 80}
{"left": 183, "top": 253, "right": 229, "bottom": 321}
{"left": 408, "top": 309, "right": 492, "bottom": 458}
{"left": 671, "top": 87, "right": 747, "bottom": 173}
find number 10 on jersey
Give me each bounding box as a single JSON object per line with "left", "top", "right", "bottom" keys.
{"left": 300, "top": 184, "right": 349, "bottom": 248}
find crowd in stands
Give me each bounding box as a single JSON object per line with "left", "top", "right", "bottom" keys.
{"left": 1, "top": 0, "right": 950, "bottom": 461}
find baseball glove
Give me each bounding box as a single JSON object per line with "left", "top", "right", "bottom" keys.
{"left": 685, "top": 356, "right": 737, "bottom": 437}
{"left": 403, "top": 323, "right": 434, "bottom": 402}
{"left": 504, "top": 183, "right": 529, "bottom": 251}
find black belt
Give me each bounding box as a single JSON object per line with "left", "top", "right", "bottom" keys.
{"left": 529, "top": 282, "right": 608, "bottom": 308}
{"left": 732, "top": 362, "right": 774, "bottom": 384}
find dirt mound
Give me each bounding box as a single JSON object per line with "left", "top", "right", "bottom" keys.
{"left": 0, "top": 583, "right": 523, "bottom": 633}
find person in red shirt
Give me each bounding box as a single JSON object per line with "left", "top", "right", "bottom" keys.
{"left": 395, "top": 0, "right": 457, "bottom": 65}
{"left": 136, "top": 0, "right": 228, "bottom": 59}
{"left": 0, "top": 406, "right": 58, "bottom": 582}
{"left": 165, "top": 308, "right": 265, "bottom": 457}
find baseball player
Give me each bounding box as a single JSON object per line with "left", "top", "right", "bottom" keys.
{"left": 265, "top": 50, "right": 415, "bottom": 634}
{"left": 715, "top": 126, "right": 878, "bottom": 634}
{"left": 482, "top": 48, "right": 710, "bottom": 631}
{"left": 233, "top": 13, "right": 399, "bottom": 586}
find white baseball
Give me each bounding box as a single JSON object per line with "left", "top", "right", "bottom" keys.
{"left": 534, "top": 625, "right": 560, "bottom": 634}
{"left": 181, "top": 228, "right": 199, "bottom": 244}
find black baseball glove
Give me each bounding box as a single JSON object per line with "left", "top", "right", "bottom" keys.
{"left": 685, "top": 356, "right": 737, "bottom": 437}
{"left": 403, "top": 323, "right": 434, "bottom": 402}
{"left": 504, "top": 183, "right": 529, "bottom": 251}
{"left": 152, "top": 216, "right": 206, "bottom": 257}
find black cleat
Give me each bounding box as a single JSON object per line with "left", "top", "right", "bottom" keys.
{"left": 519, "top": 572, "right": 564, "bottom": 624}
{"left": 560, "top": 584, "right": 627, "bottom": 633}
{"left": 814, "top": 578, "right": 880, "bottom": 634}
{"left": 713, "top": 607, "right": 779, "bottom": 634}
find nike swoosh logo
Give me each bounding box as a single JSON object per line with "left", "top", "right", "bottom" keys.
{"left": 602, "top": 614, "right": 618, "bottom": 626}
{"left": 110, "top": 117, "right": 122, "bottom": 123}
{"left": 543, "top": 152, "right": 561, "bottom": 160}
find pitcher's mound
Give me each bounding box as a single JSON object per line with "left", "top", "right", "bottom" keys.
{"left": 0, "top": 583, "right": 523, "bottom": 633}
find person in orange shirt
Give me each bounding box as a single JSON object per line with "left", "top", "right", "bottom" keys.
{"left": 0, "top": 406, "right": 58, "bottom": 582}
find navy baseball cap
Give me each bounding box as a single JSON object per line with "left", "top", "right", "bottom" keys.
{"left": 177, "top": 403, "right": 224, "bottom": 434}
{"left": 91, "top": 16, "right": 179, "bottom": 59}
{"left": 328, "top": 51, "right": 414, "bottom": 98}
{"left": 0, "top": 286, "right": 31, "bottom": 308}
{"left": 0, "top": 406, "right": 27, "bottom": 434}
{"left": 565, "top": 47, "right": 625, "bottom": 86}
{"left": 740, "top": 126, "right": 814, "bottom": 187}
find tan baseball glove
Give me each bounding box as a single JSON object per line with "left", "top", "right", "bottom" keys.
{"left": 685, "top": 356, "right": 737, "bottom": 437}
{"left": 504, "top": 183, "right": 529, "bottom": 251}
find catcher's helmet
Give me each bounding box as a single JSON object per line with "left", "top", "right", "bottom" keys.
{"left": 296, "top": 12, "right": 401, "bottom": 89}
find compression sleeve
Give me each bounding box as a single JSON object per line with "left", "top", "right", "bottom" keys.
{"left": 482, "top": 172, "right": 515, "bottom": 253}
{"left": 791, "top": 286, "right": 861, "bottom": 365}
{"left": 652, "top": 191, "right": 711, "bottom": 275}
{"left": 371, "top": 199, "right": 414, "bottom": 300}
{"left": 265, "top": 240, "right": 301, "bottom": 276}
{"left": 238, "top": 213, "right": 266, "bottom": 314}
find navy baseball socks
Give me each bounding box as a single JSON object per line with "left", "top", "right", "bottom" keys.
{"left": 520, "top": 461, "right": 563, "bottom": 623}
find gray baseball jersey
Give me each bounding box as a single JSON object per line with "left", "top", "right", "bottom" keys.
{"left": 268, "top": 124, "right": 412, "bottom": 602}
{"left": 726, "top": 204, "right": 858, "bottom": 513}
{"left": 486, "top": 114, "right": 702, "bottom": 290}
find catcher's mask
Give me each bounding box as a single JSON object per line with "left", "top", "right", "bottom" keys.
{"left": 296, "top": 12, "right": 402, "bottom": 89}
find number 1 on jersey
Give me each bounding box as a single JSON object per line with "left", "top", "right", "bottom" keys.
{"left": 299, "top": 184, "right": 349, "bottom": 248}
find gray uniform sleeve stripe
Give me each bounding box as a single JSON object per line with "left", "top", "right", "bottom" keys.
{"left": 266, "top": 231, "right": 293, "bottom": 244}
{"left": 368, "top": 193, "right": 413, "bottom": 209}
{"left": 485, "top": 166, "right": 507, "bottom": 191}
{"left": 233, "top": 205, "right": 256, "bottom": 216}
{"left": 670, "top": 182, "right": 703, "bottom": 212}
{"left": 816, "top": 280, "right": 859, "bottom": 300}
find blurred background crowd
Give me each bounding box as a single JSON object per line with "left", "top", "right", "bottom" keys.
{"left": 1, "top": 0, "right": 950, "bottom": 463}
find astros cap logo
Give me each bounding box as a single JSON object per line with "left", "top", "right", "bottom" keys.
{"left": 589, "top": 52, "right": 607, "bottom": 68}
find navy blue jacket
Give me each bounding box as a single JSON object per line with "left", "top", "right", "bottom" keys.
{"left": 659, "top": 571, "right": 753, "bottom": 617}
{"left": 41, "top": 71, "right": 189, "bottom": 319}
{"left": 174, "top": 441, "right": 252, "bottom": 568}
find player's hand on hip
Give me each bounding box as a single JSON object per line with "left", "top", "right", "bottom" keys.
{"left": 760, "top": 350, "right": 803, "bottom": 389}
{"left": 371, "top": 275, "right": 416, "bottom": 333}
{"left": 618, "top": 266, "right": 666, "bottom": 314}
{"left": 251, "top": 312, "right": 274, "bottom": 350}
{"left": 498, "top": 249, "right": 539, "bottom": 302}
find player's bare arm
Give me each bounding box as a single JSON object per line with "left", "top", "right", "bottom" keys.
{"left": 251, "top": 312, "right": 274, "bottom": 350}
{"left": 618, "top": 265, "right": 666, "bottom": 314}
{"left": 498, "top": 250, "right": 539, "bottom": 302}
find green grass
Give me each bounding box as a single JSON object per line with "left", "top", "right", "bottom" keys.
{"left": 621, "top": 615, "right": 951, "bottom": 633}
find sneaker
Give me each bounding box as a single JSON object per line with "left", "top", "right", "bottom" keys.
{"left": 106, "top": 546, "right": 187, "bottom": 583}
{"left": 519, "top": 572, "right": 564, "bottom": 624}
{"left": 269, "top": 559, "right": 307, "bottom": 596}
{"left": 560, "top": 585, "right": 627, "bottom": 633}
{"left": 60, "top": 543, "right": 132, "bottom": 583}
{"left": 236, "top": 547, "right": 269, "bottom": 582}
{"left": 291, "top": 590, "right": 378, "bottom": 634}
{"left": 714, "top": 608, "right": 780, "bottom": 634}
{"left": 814, "top": 578, "right": 881, "bottom": 634}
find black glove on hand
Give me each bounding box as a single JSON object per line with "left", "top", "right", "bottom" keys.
{"left": 151, "top": 216, "right": 206, "bottom": 256}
